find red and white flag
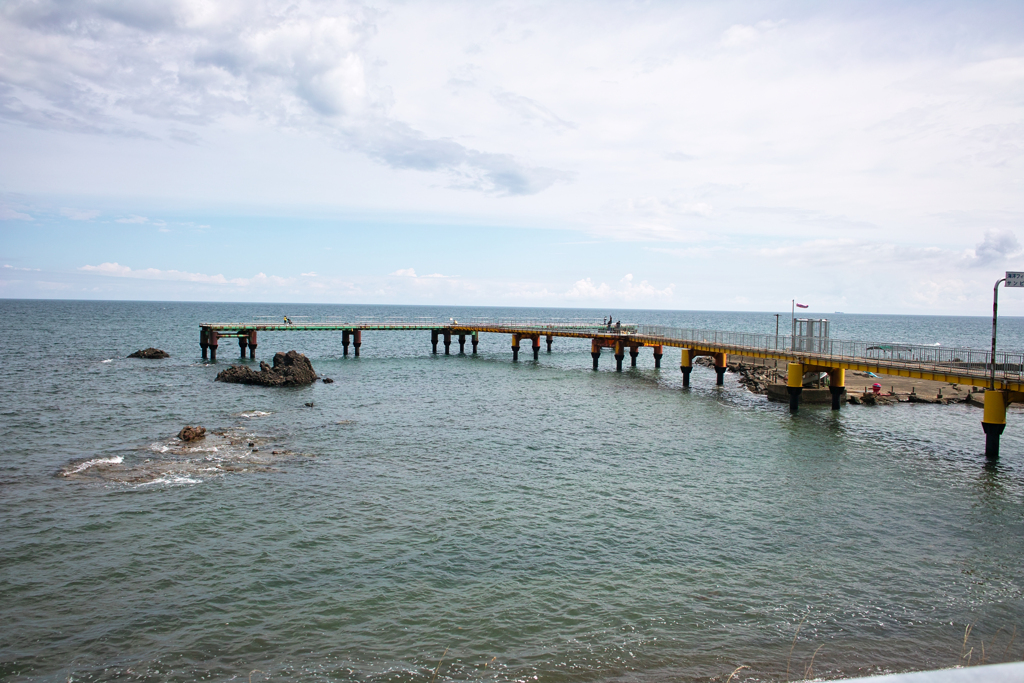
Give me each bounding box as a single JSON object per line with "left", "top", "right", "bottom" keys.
{"left": 796, "top": 303, "right": 809, "bottom": 308}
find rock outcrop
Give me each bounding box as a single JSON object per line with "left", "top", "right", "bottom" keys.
{"left": 178, "top": 425, "right": 206, "bottom": 441}
{"left": 728, "top": 362, "right": 778, "bottom": 394}
{"left": 692, "top": 357, "right": 779, "bottom": 394}
{"left": 215, "top": 350, "right": 318, "bottom": 387}
{"left": 128, "top": 348, "right": 169, "bottom": 359}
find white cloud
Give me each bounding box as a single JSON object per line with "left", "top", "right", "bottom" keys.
{"left": 964, "top": 229, "right": 1022, "bottom": 267}
{"left": 0, "top": 205, "right": 32, "bottom": 220}
{"left": 79, "top": 262, "right": 292, "bottom": 287}
{"left": 565, "top": 273, "right": 673, "bottom": 301}
{"left": 115, "top": 215, "right": 149, "bottom": 224}
{"left": 0, "top": 1, "right": 565, "bottom": 196}
{"left": 60, "top": 208, "right": 100, "bottom": 220}
{"left": 2, "top": 3, "right": 1024, "bottom": 314}
{"left": 491, "top": 89, "right": 577, "bottom": 132}
{"left": 720, "top": 20, "right": 783, "bottom": 48}
{"left": 389, "top": 268, "right": 450, "bottom": 278}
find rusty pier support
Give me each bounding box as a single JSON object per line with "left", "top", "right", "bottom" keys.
{"left": 238, "top": 335, "right": 248, "bottom": 359}
{"left": 443, "top": 330, "right": 451, "bottom": 355}
{"left": 353, "top": 329, "right": 361, "bottom": 357}
{"left": 653, "top": 345, "right": 663, "bottom": 369}
{"left": 342, "top": 330, "right": 350, "bottom": 356}
{"left": 458, "top": 334, "right": 466, "bottom": 354}
{"left": 546, "top": 334, "right": 553, "bottom": 353}
{"left": 591, "top": 339, "right": 601, "bottom": 370}
{"left": 248, "top": 330, "right": 257, "bottom": 359}
{"left": 200, "top": 328, "right": 210, "bottom": 360}
{"left": 511, "top": 334, "right": 520, "bottom": 362}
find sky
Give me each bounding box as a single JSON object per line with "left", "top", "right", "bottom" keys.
{"left": 1, "top": 0, "right": 1023, "bottom": 315}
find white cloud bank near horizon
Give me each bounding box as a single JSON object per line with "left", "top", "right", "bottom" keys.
{"left": 1, "top": 1, "right": 1023, "bottom": 314}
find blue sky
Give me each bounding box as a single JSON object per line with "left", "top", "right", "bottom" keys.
{"left": 2, "top": 0, "right": 1023, "bottom": 314}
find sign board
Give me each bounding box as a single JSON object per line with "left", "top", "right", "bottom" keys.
{"left": 1007, "top": 272, "right": 1024, "bottom": 287}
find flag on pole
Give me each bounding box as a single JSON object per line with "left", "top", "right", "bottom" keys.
{"left": 796, "top": 303, "right": 809, "bottom": 308}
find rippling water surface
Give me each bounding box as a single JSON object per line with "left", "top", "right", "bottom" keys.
{"left": 2, "top": 300, "right": 1023, "bottom": 682}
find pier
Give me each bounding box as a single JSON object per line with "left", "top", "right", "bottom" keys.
{"left": 200, "top": 317, "right": 1024, "bottom": 460}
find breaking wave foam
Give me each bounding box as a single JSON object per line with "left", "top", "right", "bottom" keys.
{"left": 62, "top": 456, "right": 124, "bottom": 476}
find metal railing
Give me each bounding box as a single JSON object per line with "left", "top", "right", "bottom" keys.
{"left": 227, "top": 316, "right": 634, "bottom": 332}
{"left": 636, "top": 325, "right": 1024, "bottom": 383}
{"left": 206, "top": 318, "right": 1021, "bottom": 384}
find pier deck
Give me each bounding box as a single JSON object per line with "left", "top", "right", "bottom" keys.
{"left": 199, "top": 316, "right": 1024, "bottom": 458}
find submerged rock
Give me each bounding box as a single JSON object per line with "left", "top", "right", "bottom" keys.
{"left": 178, "top": 425, "right": 207, "bottom": 441}
{"left": 215, "top": 350, "right": 318, "bottom": 387}
{"left": 322, "top": 377, "right": 334, "bottom": 384}
{"left": 128, "top": 348, "right": 169, "bottom": 359}
{"left": 860, "top": 393, "right": 896, "bottom": 406}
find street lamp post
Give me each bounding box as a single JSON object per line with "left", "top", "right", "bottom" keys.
{"left": 991, "top": 277, "right": 1005, "bottom": 390}
{"left": 983, "top": 271, "right": 1023, "bottom": 459}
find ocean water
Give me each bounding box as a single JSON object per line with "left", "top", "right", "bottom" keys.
{"left": 1, "top": 300, "right": 1023, "bottom": 683}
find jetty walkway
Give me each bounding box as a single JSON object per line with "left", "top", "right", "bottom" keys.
{"left": 199, "top": 316, "right": 1024, "bottom": 458}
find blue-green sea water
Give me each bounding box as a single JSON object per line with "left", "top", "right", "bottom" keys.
{"left": 1, "top": 300, "right": 1023, "bottom": 682}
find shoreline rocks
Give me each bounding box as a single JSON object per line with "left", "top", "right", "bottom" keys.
{"left": 128, "top": 348, "right": 169, "bottom": 359}
{"left": 727, "top": 362, "right": 777, "bottom": 394}
{"left": 215, "top": 350, "right": 318, "bottom": 387}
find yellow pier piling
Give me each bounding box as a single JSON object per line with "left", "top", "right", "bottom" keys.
{"left": 787, "top": 363, "right": 804, "bottom": 413}
{"left": 681, "top": 349, "right": 692, "bottom": 388}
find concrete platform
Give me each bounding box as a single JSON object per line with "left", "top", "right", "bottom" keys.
{"left": 766, "top": 384, "right": 845, "bottom": 404}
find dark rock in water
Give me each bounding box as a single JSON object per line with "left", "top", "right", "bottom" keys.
{"left": 215, "top": 350, "right": 318, "bottom": 387}
{"left": 322, "top": 377, "right": 334, "bottom": 384}
{"left": 178, "top": 425, "right": 206, "bottom": 441}
{"left": 128, "top": 348, "right": 169, "bottom": 359}
{"left": 847, "top": 394, "right": 862, "bottom": 405}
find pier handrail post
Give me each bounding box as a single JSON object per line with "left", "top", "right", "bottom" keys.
{"left": 992, "top": 277, "right": 1005, "bottom": 390}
